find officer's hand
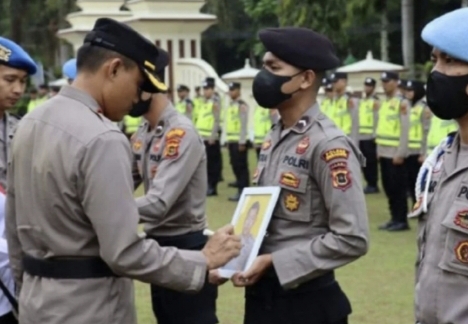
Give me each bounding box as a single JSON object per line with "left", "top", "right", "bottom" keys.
{"left": 392, "top": 156, "right": 404, "bottom": 165}
{"left": 239, "top": 144, "right": 246, "bottom": 152}
{"left": 208, "top": 269, "right": 228, "bottom": 286}
{"left": 418, "top": 154, "right": 425, "bottom": 164}
{"left": 231, "top": 254, "right": 272, "bottom": 287}
{"left": 202, "top": 225, "right": 241, "bottom": 270}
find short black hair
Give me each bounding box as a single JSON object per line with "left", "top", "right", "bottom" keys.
{"left": 314, "top": 72, "right": 325, "bottom": 92}
{"left": 76, "top": 44, "right": 136, "bottom": 73}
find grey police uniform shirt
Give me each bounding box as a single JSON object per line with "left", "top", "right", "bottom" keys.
{"left": 254, "top": 103, "right": 369, "bottom": 289}
{"left": 376, "top": 95, "right": 410, "bottom": 159}
{"left": 5, "top": 86, "right": 207, "bottom": 324}
{"left": 131, "top": 104, "right": 207, "bottom": 237}
{"left": 0, "top": 113, "right": 19, "bottom": 189}
{"left": 412, "top": 133, "right": 468, "bottom": 324}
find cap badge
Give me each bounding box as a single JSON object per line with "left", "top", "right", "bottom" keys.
{"left": 0, "top": 45, "right": 11, "bottom": 62}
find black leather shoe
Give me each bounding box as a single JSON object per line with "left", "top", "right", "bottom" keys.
{"left": 207, "top": 188, "right": 218, "bottom": 196}
{"left": 378, "top": 221, "right": 394, "bottom": 231}
{"left": 228, "top": 182, "right": 238, "bottom": 188}
{"left": 364, "top": 186, "right": 380, "bottom": 194}
{"left": 387, "top": 222, "right": 410, "bottom": 232}
{"left": 228, "top": 193, "right": 241, "bottom": 202}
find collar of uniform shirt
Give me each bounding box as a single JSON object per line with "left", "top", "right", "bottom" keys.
{"left": 59, "top": 85, "right": 102, "bottom": 117}
{"left": 278, "top": 103, "right": 320, "bottom": 134}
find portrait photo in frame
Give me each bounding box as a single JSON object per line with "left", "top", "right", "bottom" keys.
{"left": 218, "top": 186, "right": 281, "bottom": 279}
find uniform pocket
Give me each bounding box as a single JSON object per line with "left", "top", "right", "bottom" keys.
{"left": 274, "top": 170, "right": 311, "bottom": 222}
{"left": 439, "top": 203, "right": 468, "bottom": 276}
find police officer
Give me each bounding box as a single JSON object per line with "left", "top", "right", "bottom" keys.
{"left": 253, "top": 106, "right": 277, "bottom": 159}
{"left": 404, "top": 80, "right": 429, "bottom": 206}
{"left": 27, "top": 84, "right": 48, "bottom": 113}
{"left": 410, "top": 8, "right": 468, "bottom": 324}
{"left": 320, "top": 77, "right": 334, "bottom": 118}
{"left": 0, "top": 37, "right": 36, "bottom": 189}
{"left": 62, "top": 58, "right": 77, "bottom": 85}
{"left": 192, "top": 86, "right": 202, "bottom": 124}
{"left": 359, "top": 77, "right": 380, "bottom": 194}
{"left": 195, "top": 77, "right": 222, "bottom": 196}
{"left": 225, "top": 82, "right": 249, "bottom": 202}
{"left": 175, "top": 84, "right": 193, "bottom": 120}
{"left": 231, "top": 27, "right": 369, "bottom": 324}
{"left": 425, "top": 113, "right": 458, "bottom": 154}
{"left": 5, "top": 18, "right": 241, "bottom": 324}
{"left": 376, "top": 71, "right": 410, "bottom": 232}
{"left": 397, "top": 79, "right": 408, "bottom": 98}
{"left": 130, "top": 48, "right": 219, "bottom": 324}
{"left": 330, "top": 72, "right": 359, "bottom": 144}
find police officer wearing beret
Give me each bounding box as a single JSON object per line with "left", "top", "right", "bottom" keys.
{"left": 175, "top": 84, "right": 194, "bottom": 120}
{"left": 359, "top": 77, "right": 380, "bottom": 194}
{"left": 0, "top": 37, "right": 36, "bottom": 190}
{"left": 5, "top": 18, "right": 241, "bottom": 324}
{"left": 62, "top": 58, "right": 77, "bottom": 84}
{"left": 410, "top": 8, "right": 468, "bottom": 324}
{"left": 231, "top": 27, "right": 369, "bottom": 324}
{"left": 130, "top": 49, "right": 219, "bottom": 324}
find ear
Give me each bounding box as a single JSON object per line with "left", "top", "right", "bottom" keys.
{"left": 300, "top": 70, "right": 315, "bottom": 90}
{"left": 105, "top": 58, "right": 124, "bottom": 80}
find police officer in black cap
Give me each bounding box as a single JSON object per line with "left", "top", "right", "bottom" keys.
{"left": 231, "top": 27, "right": 369, "bottom": 324}
{"left": 175, "top": 84, "right": 193, "bottom": 120}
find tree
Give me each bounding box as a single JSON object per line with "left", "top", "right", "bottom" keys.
{"left": 402, "top": 0, "right": 415, "bottom": 77}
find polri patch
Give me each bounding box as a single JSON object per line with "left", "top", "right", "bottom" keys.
{"left": 163, "top": 139, "right": 181, "bottom": 159}
{"left": 166, "top": 128, "right": 186, "bottom": 140}
{"left": 455, "top": 210, "right": 468, "bottom": 229}
{"left": 330, "top": 164, "right": 352, "bottom": 191}
{"left": 322, "top": 148, "right": 349, "bottom": 162}
{"left": 296, "top": 136, "right": 310, "bottom": 155}
{"left": 279, "top": 172, "right": 300, "bottom": 188}
{"left": 284, "top": 193, "right": 300, "bottom": 212}
{"left": 455, "top": 241, "right": 468, "bottom": 264}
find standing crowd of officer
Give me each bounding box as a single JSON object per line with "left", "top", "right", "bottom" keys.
{"left": 320, "top": 71, "right": 458, "bottom": 232}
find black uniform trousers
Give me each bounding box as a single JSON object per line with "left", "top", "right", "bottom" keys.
{"left": 0, "top": 312, "right": 17, "bottom": 324}
{"left": 359, "top": 139, "right": 378, "bottom": 188}
{"left": 379, "top": 157, "right": 408, "bottom": 224}
{"left": 149, "top": 231, "right": 218, "bottom": 324}
{"left": 255, "top": 147, "right": 261, "bottom": 160}
{"left": 244, "top": 272, "right": 350, "bottom": 324}
{"left": 228, "top": 142, "right": 249, "bottom": 193}
{"left": 205, "top": 140, "right": 222, "bottom": 191}
{"left": 405, "top": 154, "right": 422, "bottom": 206}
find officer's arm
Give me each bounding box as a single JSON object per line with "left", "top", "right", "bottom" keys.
{"left": 396, "top": 101, "right": 410, "bottom": 158}
{"left": 5, "top": 155, "right": 23, "bottom": 289}
{"left": 348, "top": 98, "right": 359, "bottom": 144}
{"left": 136, "top": 128, "right": 203, "bottom": 219}
{"left": 239, "top": 103, "right": 249, "bottom": 145}
{"left": 271, "top": 137, "right": 369, "bottom": 289}
{"left": 210, "top": 101, "right": 220, "bottom": 141}
{"left": 80, "top": 132, "right": 207, "bottom": 291}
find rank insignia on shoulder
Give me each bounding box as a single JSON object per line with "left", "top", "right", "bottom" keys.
{"left": 322, "top": 148, "right": 349, "bottom": 162}
{"left": 166, "top": 128, "right": 186, "bottom": 140}
{"left": 455, "top": 241, "right": 468, "bottom": 264}
{"left": 296, "top": 136, "right": 310, "bottom": 155}
{"left": 163, "top": 139, "right": 181, "bottom": 159}
{"left": 284, "top": 193, "right": 300, "bottom": 212}
{"left": 454, "top": 210, "right": 468, "bottom": 229}
{"left": 262, "top": 140, "right": 271, "bottom": 151}
{"left": 133, "top": 139, "right": 142, "bottom": 151}
{"left": 279, "top": 172, "right": 300, "bottom": 188}
{"left": 330, "top": 164, "right": 352, "bottom": 191}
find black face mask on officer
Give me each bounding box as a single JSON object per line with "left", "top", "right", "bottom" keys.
{"left": 426, "top": 71, "right": 468, "bottom": 120}
{"left": 129, "top": 70, "right": 165, "bottom": 117}
{"left": 252, "top": 69, "right": 303, "bottom": 109}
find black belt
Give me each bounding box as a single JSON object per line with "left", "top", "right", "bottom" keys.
{"left": 22, "top": 255, "right": 117, "bottom": 279}
{"left": 147, "top": 230, "right": 207, "bottom": 249}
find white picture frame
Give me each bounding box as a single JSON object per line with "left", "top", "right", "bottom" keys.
{"left": 218, "top": 186, "right": 281, "bottom": 279}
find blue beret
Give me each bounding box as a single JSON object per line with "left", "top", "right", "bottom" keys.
{"left": 259, "top": 27, "right": 340, "bottom": 71}
{"left": 422, "top": 8, "right": 468, "bottom": 62}
{"left": 62, "top": 58, "right": 77, "bottom": 80}
{"left": 0, "top": 37, "right": 37, "bottom": 75}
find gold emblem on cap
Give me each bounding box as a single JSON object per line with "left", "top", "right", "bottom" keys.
{"left": 143, "top": 60, "right": 167, "bottom": 91}
{"left": 0, "top": 45, "right": 12, "bottom": 62}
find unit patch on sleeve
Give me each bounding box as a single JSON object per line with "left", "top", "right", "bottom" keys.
{"left": 284, "top": 193, "right": 300, "bottom": 212}
{"left": 322, "top": 148, "right": 349, "bottom": 162}
{"left": 279, "top": 172, "right": 300, "bottom": 188}
{"left": 132, "top": 139, "right": 142, "bottom": 151}
{"left": 296, "top": 136, "right": 310, "bottom": 155}
{"left": 165, "top": 128, "right": 186, "bottom": 141}
{"left": 330, "top": 162, "right": 352, "bottom": 191}
{"left": 163, "top": 139, "right": 181, "bottom": 159}
{"left": 455, "top": 241, "right": 468, "bottom": 264}
{"left": 454, "top": 210, "right": 468, "bottom": 229}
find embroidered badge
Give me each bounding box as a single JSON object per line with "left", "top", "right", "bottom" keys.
{"left": 166, "top": 128, "right": 186, "bottom": 140}
{"left": 152, "top": 139, "right": 162, "bottom": 153}
{"left": 455, "top": 210, "right": 468, "bottom": 229}
{"left": 330, "top": 164, "right": 352, "bottom": 191}
{"left": 322, "top": 148, "right": 349, "bottom": 162}
{"left": 163, "top": 139, "right": 181, "bottom": 159}
{"left": 279, "top": 172, "right": 300, "bottom": 188}
{"left": 296, "top": 137, "right": 310, "bottom": 155}
{"left": 284, "top": 193, "right": 300, "bottom": 212}
{"left": 133, "top": 139, "right": 143, "bottom": 151}
{"left": 0, "top": 45, "right": 11, "bottom": 62}
{"left": 262, "top": 140, "right": 271, "bottom": 151}
{"left": 455, "top": 241, "right": 468, "bottom": 264}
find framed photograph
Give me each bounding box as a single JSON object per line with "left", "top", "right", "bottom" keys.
{"left": 218, "top": 186, "right": 281, "bottom": 279}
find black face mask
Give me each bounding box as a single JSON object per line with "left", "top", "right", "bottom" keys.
{"left": 252, "top": 69, "right": 302, "bottom": 109}
{"left": 129, "top": 97, "right": 152, "bottom": 117}
{"left": 426, "top": 71, "right": 468, "bottom": 120}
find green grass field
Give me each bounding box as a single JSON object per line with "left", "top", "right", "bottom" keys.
{"left": 134, "top": 149, "right": 417, "bottom": 324}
